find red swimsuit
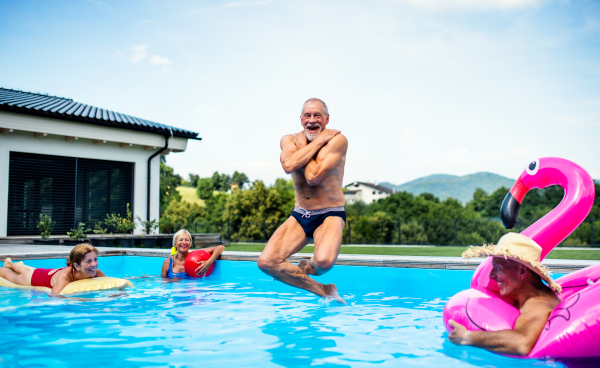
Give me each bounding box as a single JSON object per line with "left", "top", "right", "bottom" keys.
{"left": 30, "top": 267, "right": 67, "bottom": 288}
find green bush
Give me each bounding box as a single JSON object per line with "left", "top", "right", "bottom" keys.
{"left": 93, "top": 221, "right": 111, "bottom": 238}
{"left": 136, "top": 216, "right": 159, "bottom": 235}
{"left": 109, "top": 203, "right": 136, "bottom": 237}
{"left": 37, "top": 214, "right": 55, "bottom": 239}
{"left": 68, "top": 223, "right": 91, "bottom": 240}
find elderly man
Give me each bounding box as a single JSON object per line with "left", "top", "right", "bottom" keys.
{"left": 257, "top": 98, "right": 348, "bottom": 303}
{"left": 449, "top": 233, "right": 562, "bottom": 356}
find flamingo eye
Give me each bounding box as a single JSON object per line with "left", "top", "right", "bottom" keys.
{"left": 526, "top": 159, "right": 539, "bottom": 175}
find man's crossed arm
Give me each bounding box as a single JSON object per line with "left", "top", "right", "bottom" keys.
{"left": 280, "top": 129, "right": 346, "bottom": 185}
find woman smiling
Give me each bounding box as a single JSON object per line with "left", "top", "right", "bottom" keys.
{"left": 161, "top": 229, "right": 225, "bottom": 278}
{"left": 0, "top": 243, "right": 107, "bottom": 294}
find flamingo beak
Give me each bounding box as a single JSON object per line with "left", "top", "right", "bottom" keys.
{"left": 500, "top": 192, "right": 520, "bottom": 229}
{"left": 500, "top": 177, "right": 530, "bottom": 229}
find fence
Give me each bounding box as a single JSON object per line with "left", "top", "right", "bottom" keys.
{"left": 172, "top": 216, "right": 598, "bottom": 247}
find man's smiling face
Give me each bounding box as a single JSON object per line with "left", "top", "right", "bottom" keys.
{"left": 301, "top": 100, "right": 329, "bottom": 142}
{"left": 490, "top": 257, "right": 522, "bottom": 296}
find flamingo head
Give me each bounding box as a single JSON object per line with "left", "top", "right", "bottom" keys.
{"left": 500, "top": 158, "right": 562, "bottom": 229}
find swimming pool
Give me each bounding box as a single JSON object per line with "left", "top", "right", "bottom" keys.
{"left": 0, "top": 256, "right": 580, "bottom": 367}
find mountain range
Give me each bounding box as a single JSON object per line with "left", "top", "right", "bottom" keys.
{"left": 379, "top": 172, "right": 515, "bottom": 204}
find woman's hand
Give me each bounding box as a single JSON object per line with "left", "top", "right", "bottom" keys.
{"left": 195, "top": 260, "right": 213, "bottom": 276}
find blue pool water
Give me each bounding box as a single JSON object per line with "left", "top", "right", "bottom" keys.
{"left": 0, "top": 256, "right": 579, "bottom": 367}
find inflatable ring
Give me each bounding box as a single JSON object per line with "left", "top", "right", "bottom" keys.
{"left": 443, "top": 157, "right": 599, "bottom": 359}
{"left": 0, "top": 262, "right": 132, "bottom": 295}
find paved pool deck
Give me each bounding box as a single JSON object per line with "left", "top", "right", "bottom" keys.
{"left": 1, "top": 243, "right": 597, "bottom": 273}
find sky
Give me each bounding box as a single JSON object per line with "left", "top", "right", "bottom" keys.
{"left": 1, "top": 0, "right": 599, "bottom": 187}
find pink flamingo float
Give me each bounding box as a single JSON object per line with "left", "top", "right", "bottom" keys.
{"left": 443, "top": 157, "right": 599, "bottom": 358}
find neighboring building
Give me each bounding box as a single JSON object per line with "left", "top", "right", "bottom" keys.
{"left": 344, "top": 181, "right": 395, "bottom": 204}
{"left": 0, "top": 88, "right": 199, "bottom": 237}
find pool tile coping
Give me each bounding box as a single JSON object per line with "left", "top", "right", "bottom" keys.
{"left": 1, "top": 244, "right": 596, "bottom": 273}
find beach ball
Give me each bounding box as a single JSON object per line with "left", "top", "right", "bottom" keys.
{"left": 184, "top": 250, "right": 214, "bottom": 277}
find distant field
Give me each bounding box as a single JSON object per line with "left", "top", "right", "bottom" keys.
{"left": 225, "top": 243, "right": 600, "bottom": 260}
{"left": 176, "top": 186, "right": 204, "bottom": 206}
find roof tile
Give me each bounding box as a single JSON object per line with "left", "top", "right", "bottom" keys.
{"left": 0, "top": 88, "right": 198, "bottom": 138}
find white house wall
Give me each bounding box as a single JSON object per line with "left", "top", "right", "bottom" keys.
{"left": 0, "top": 128, "right": 162, "bottom": 236}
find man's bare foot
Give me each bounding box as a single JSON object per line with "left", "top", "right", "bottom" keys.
{"left": 3, "top": 257, "right": 13, "bottom": 269}
{"left": 323, "top": 283, "right": 347, "bottom": 305}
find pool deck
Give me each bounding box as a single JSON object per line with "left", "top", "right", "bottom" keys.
{"left": 0, "top": 243, "right": 597, "bottom": 273}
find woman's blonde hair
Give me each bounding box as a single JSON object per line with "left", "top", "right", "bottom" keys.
{"left": 67, "top": 243, "right": 99, "bottom": 267}
{"left": 172, "top": 229, "right": 193, "bottom": 251}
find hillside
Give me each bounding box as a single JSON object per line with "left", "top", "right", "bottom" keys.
{"left": 379, "top": 172, "right": 515, "bottom": 203}
{"left": 176, "top": 186, "right": 205, "bottom": 206}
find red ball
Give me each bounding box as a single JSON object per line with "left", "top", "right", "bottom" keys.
{"left": 184, "top": 250, "right": 215, "bottom": 278}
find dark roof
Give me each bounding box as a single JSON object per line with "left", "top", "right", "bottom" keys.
{"left": 0, "top": 88, "right": 199, "bottom": 139}
{"left": 345, "top": 181, "right": 395, "bottom": 194}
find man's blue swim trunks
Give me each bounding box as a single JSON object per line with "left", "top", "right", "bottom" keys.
{"left": 290, "top": 206, "right": 346, "bottom": 239}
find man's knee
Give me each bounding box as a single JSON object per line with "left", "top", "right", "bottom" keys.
{"left": 312, "top": 256, "right": 335, "bottom": 275}
{"left": 257, "top": 254, "right": 278, "bottom": 275}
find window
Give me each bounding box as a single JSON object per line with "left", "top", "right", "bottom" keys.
{"left": 372, "top": 191, "right": 376, "bottom": 194}
{"left": 7, "top": 152, "right": 134, "bottom": 235}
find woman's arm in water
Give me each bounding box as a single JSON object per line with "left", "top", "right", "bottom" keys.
{"left": 195, "top": 245, "right": 225, "bottom": 276}
{"left": 161, "top": 258, "right": 170, "bottom": 278}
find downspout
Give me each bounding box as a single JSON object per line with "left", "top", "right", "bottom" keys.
{"left": 147, "top": 128, "right": 173, "bottom": 226}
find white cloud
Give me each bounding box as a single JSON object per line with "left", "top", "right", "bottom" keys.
{"left": 447, "top": 147, "right": 468, "bottom": 162}
{"left": 130, "top": 44, "right": 148, "bottom": 63}
{"left": 395, "top": 0, "right": 543, "bottom": 11}
{"left": 149, "top": 55, "right": 173, "bottom": 66}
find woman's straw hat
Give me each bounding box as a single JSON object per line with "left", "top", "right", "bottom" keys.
{"left": 462, "top": 233, "right": 561, "bottom": 294}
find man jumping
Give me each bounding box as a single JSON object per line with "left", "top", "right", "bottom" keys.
{"left": 257, "top": 98, "right": 348, "bottom": 303}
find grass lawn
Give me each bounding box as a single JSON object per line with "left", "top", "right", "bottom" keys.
{"left": 176, "top": 186, "right": 204, "bottom": 206}
{"left": 226, "top": 243, "right": 600, "bottom": 260}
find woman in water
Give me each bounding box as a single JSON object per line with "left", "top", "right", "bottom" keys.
{"left": 161, "top": 229, "right": 225, "bottom": 278}
{"left": 0, "top": 243, "right": 106, "bottom": 294}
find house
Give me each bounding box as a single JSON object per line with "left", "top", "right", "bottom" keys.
{"left": 0, "top": 88, "right": 199, "bottom": 236}
{"left": 344, "top": 181, "right": 395, "bottom": 204}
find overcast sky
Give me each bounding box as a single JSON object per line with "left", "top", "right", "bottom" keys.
{"left": 1, "top": 0, "right": 599, "bottom": 187}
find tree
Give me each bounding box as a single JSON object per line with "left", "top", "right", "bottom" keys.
{"left": 187, "top": 173, "right": 200, "bottom": 188}
{"left": 211, "top": 171, "right": 231, "bottom": 192}
{"left": 203, "top": 193, "right": 228, "bottom": 223}
{"left": 160, "top": 158, "right": 182, "bottom": 215}
{"left": 159, "top": 199, "right": 204, "bottom": 233}
{"left": 231, "top": 171, "right": 249, "bottom": 189}
{"left": 223, "top": 180, "right": 295, "bottom": 241}
{"left": 196, "top": 177, "right": 214, "bottom": 200}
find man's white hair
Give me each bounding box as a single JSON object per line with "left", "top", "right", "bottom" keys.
{"left": 301, "top": 98, "right": 329, "bottom": 116}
